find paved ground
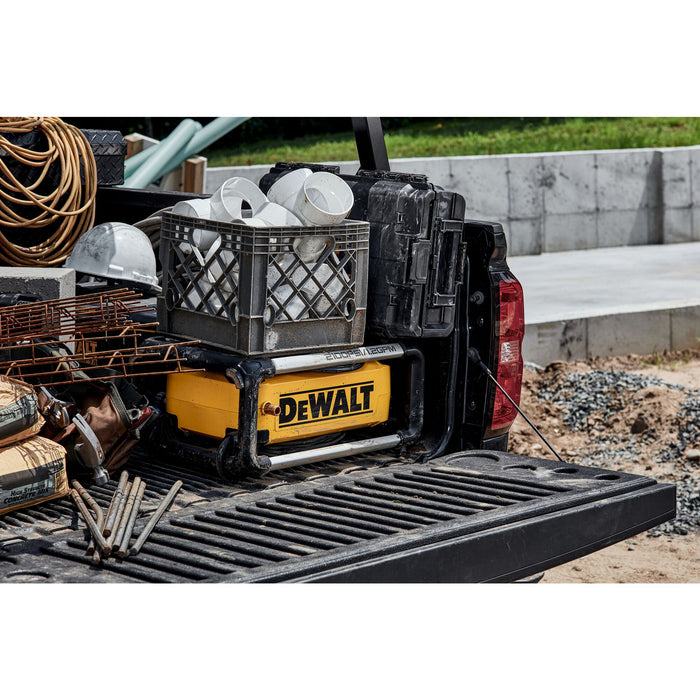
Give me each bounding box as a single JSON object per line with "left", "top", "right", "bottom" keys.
{"left": 509, "top": 242, "right": 700, "bottom": 323}
{"left": 508, "top": 242, "right": 700, "bottom": 365}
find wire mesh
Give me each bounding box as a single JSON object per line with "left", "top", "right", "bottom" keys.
{"left": 0, "top": 289, "right": 195, "bottom": 385}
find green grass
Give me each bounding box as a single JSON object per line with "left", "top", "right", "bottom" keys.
{"left": 204, "top": 117, "right": 700, "bottom": 167}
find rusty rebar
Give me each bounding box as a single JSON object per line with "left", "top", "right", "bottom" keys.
{"left": 103, "top": 470, "right": 129, "bottom": 537}
{"left": 118, "top": 479, "right": 147, "bottom": 558}
{"left": 0, "top": 340, "right": 195, "bottom": 386}
{"left": 106, "top": 481, "right": 132, "bottom": 552}
{"left": 0, "top": 289, "right": 152, "bottom": 344}
{"left": 129, "top": 480, "right": 183, "bottom": 557}
{"left": 102, "top": 483, "right": 119, "bottom": 536}
{"left": 113, "top": 477, "right": 140, "bottom": 554}
{"left": 71, "top": 479, "right": 104, "bottom": 562}
{"left": 69, "top": 489, "right": 111, "bottom": 557}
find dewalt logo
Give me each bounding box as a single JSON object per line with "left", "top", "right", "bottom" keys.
{"left": 278, "top": 381, "right": 375, "bottom": 428}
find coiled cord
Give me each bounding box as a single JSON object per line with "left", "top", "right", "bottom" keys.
{"left": 0, "top": 117, "right": 97, "bottom": 266}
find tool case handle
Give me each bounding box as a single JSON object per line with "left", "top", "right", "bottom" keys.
{"left": 429, "top": 219, "right": 463, "bottom": 307}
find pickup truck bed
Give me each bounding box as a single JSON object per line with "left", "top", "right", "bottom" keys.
{"left": 0, "top": 449, "right": 675, "bottom": 583}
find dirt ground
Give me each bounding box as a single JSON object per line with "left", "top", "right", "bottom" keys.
{"left": 508, "top": 349, "right": 700, "bottom": 583}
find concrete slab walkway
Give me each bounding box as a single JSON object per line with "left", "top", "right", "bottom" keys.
{"left": 508, "top": 242, "right": 700, "bottom": 365}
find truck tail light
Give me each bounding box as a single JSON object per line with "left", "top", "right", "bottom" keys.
{"left": 488, "top": 275, "right": 525, "bottom": 434}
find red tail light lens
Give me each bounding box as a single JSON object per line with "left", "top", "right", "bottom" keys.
{"left": 489, "top": 276, "right": 525, "bottom": 434}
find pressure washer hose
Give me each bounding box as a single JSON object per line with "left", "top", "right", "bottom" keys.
{"left": 0, "top": 117, "right": 97, "bottom": 266}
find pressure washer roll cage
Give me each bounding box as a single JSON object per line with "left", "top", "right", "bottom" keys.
{"left": 164, "top": 342, "right": 425, "bottom": 480}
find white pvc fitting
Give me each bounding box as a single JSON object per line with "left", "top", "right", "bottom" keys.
{"left": 241, "top": 202, "right": 303, "bottom": 227}
{"left": 185, "top": 279, "right": 223, "bottom": 313}
{"left": 204, "top": 241, "right": 238, "bottom": 293}
{"left": 293, "top": 171, "right": 353, "bottom": 226}
{"left": 266, "top": 168, "right": 313, "bottom": 211}
{"left": 210, "top": 177, "right": 268, "bottom": 222}
{"left": 172, "top": 198, "right": 218, "bottom": 253}
{"left": 267, "top": 283, "right": 309, "bottom": 323}
{"left": 293, "top": 235, "right": 329, "bottom": 263}
{"left": 300, "top": 261, "right": 347, "bottom": 316}
{"left": 171, "top": 197, "right": 211, "bottom": 219}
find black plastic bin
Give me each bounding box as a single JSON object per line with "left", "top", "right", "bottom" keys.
{"left": 157, "top": 212, "right": 369, "bottom": 356}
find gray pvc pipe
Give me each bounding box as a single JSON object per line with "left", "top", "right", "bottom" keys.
{"left": 157, "top": 116, "right": 249, "bottom": 176}
{"left": 123, "top": 117, "right": 249, "bottom": 187}
{"left": 122, "top": 119, "right": 202, "bottom": 189}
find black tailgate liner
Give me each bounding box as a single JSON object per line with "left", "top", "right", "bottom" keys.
{"left": 0, "top": 451, "right": 675, "bottom": 583}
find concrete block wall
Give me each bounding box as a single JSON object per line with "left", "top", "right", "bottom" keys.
{"left": 522, "top": 304, "right": 700, "bottom": 367}
{"left": 662, "top": 147, "right": 700, "bottom": 243}
{"left": 205, "top": 145, "right": 700, "bottom": 256}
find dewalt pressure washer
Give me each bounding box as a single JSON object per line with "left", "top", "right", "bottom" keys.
{"left": 147, "top": 340, "right": 425, "bottom": 480}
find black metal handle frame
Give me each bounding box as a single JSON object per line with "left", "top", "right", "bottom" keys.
{"left": 220, "top": 344, "right": 425, "bottom": 480}
{"left": 351, "top": 118, "right": 390, "bottom": 172}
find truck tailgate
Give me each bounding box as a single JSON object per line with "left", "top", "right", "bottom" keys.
{"left": 0, "top": 450, "right": 675, "bottom": 583}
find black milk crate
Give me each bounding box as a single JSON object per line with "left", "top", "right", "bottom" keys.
{"left": 158, "top": 212, "right": 369, "bottom": 356}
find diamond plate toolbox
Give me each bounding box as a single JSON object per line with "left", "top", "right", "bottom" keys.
{"left": 80, "top": 129, "right": 126, "bottom": 185}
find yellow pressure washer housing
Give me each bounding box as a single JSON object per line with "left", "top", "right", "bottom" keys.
{"left": 152, "top": 342, "right": 425, "bottom": 480}
{"left": 166, "top": 360, "right": 391, "bottom": 445}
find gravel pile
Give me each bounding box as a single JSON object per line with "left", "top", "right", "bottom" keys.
{"left": 648, "top": 477, "right": 700, "bottom": 536}
{"left": 531, "top": 367, "right": 700, "bottom": 537}
{"left": 660, "top": 394, "right": 700, "bottom": 462}
{"left": 538, "top": 369, "right": 689, "bottom": 430}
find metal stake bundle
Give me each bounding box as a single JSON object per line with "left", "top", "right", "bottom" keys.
{"left": 70, "top": 473, "right": 182, "bottom": 563}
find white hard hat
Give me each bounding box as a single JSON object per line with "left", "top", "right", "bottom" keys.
{"left": 65, "top": 222, "right": 161, "bottom": 292}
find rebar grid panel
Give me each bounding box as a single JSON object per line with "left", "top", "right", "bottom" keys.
{"left": 0, "top": 289, "right": 152, "bottom": 344}
{"left": 0, "top": 288, "right": 195, "bottom": 385}
{"left": 0, "top": 340, "right": 195, "bottom": 386}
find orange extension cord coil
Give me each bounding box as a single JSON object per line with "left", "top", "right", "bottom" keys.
{"left": 0, "top": 117, "right": 97, "bottom": 266}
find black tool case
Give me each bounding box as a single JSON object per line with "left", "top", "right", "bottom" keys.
{"left": 260, "top": 164, "right": 466, "bottom": 340}
{"left": 79, "top": 129, "right": 127, "bottom": 186}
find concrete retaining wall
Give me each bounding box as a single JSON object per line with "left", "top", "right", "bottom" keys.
{"left": 522, "top": 305, "right": 700, "bottom": 367}
{"left": 205, "top": 145, "right": 700, "bottom": 256}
